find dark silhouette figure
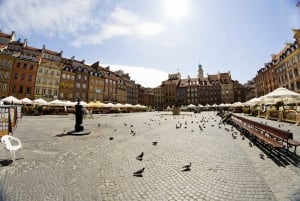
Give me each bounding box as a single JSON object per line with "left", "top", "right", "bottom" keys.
{"left": 75, "top": 98, "right": 84, "bottom": 132}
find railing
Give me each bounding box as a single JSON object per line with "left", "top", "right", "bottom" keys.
{"left": 269, "top": 110, "right": 279, "bottom": 120}
{"left": 283, "top": 110, "right": 298, "bottom": 123}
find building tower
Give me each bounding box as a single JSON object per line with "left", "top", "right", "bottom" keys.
{"left": 198, "top": 64, "right": 203, "bottom": 79}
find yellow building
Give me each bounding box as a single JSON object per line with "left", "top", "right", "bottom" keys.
{"left": 35, "top": 46, "right": 62, "bottom": 101}
{"left": 88, "top": 61, "right": 105, "bottom": 102}
{"left": 0, "top": 52, "right": 15, "bottom": 98}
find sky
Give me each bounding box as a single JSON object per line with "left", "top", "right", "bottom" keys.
{"left": 0, "top": 0, "right": 300, "bottom": 88}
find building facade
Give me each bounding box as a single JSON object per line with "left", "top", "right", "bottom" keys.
{"left": 9, "top": 54, "right": 38, "bottom": 99}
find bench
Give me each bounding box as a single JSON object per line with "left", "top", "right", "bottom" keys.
{"left": 231, "top": 114, "right": 300, "bottom": 154}
{"left": 230, "top": 117, "right": 285, "bottom": 152}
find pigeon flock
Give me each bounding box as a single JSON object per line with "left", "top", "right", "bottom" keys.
{"left": 99, "top": 111, "right": 272, "bottom": 178}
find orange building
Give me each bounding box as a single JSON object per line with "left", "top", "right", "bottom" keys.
{"left": 9, "top": 54, "right": 38, "bottom": 99}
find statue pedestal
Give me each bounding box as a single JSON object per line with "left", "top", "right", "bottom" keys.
{"left": 67, "top": 98, "right": 91, "bottom": 135}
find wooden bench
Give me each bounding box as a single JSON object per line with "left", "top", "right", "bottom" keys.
{"left": 231, "top": 114, "right": 300, "bottom": 154}
{"left": 230, "top": 117, "right": 285, "bottom": 152}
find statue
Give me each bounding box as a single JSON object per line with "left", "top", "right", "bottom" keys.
{"left": 75, "top": 97, "right": 84, "bottom": 132}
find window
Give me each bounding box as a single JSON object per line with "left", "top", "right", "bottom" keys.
{"left": 30, "top": 64, "right": 34, "bottom": 70}
{"left": 76, "top": 83, "right": 80, "bottom": 88}
{"left": 7, "top": 61, "right": 13, "bottom": 68}
{"left": 26, "top": 87, "right": 30, "bottom": 94}
{"left": 14, "top": 73, "right": 18, "bottom": 79}
{"left": 3, "top": 84, "right": 8, "bottom": 91}
{"left": 38, "top": 68, "right": 42, "bottom": 73}
{"left": 0, "top": 71, "right": 3, "bottom": 79}
{"left": 19, "top": 86, "right": 23, "bottom": 93}
{"left": 35, "top": 88, "right": 40, "bottom": 95}
{"left": 42, "top": 88, "right": 46, "bottom": 95}
{"left": 12, "top": 85, "right": 16, "bottom": 92}
{"left": 48, "top": 89, "right": 52, "bottom": 95}
{"left": 21, "top": 74, "right": 25, "bottom": 80}
{"left": 44, "top": 69, "right": 48, "bottom": 74}
{"left": 17, "top": 62, "right": 20, "bottom": 67}
{"left": 23, "top": 63, "right": 27, "bottom": 69}
{"left": 294, "top": 69, "right": 299, "bottom": 77}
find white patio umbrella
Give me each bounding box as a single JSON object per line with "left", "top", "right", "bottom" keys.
{"left": 1, "top": 96, "right": 22, "bottom": 104}
{"left": 103, "top": 102, "right": 115, "bottom": 108}
{"left": 49, "top": 99, "right": 65, "bottom": 106}
{"left": 79, "top": 101, "right": 88, "bottom": 107}
{"left": 124, "top": 103, "right": 133, "bottom": 108}
{"left": 64, "top": 101, "right": 76, "bottom": 106}
{"left": 187, "top": 104, "right": 196, "bottom": 108}
{"left": 262, "top": 87, "right": 300, "bottom": 104}
{"left": 20, "top": 97, "right": 33, "bottom": 104}
{"left": 245, "top": 97, "right": 263, "bottom": 106}
{"left": 33, "top": 98, "right": 48, "bottom": 105}
{"left": 231, "top": 102, "right": 244, "bottom": 107}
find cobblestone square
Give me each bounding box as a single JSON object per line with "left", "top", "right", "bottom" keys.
{"left": 0, "top": 111, "right": 300, "bottom": 201}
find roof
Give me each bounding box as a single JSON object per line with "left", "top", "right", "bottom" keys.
{"left": 0, "top": 32, "right": 11, "bottom": 39}
{"left": 43, "top": 48, "right": 62, "bottom": 56}
{"left": 0, "top": 44, "right": 7, "bottom": 49}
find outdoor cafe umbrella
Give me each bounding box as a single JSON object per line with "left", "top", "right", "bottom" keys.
{"left": 262, "top": 87, "right": 300, "bottom": 104}
{"left": 48, "top": 99, "right": 66, "bottom": 106}
{"left": 20, "top": 97, "right": 33, "bottom": 104}
{"left": 1, "top": 96, "right": 22, "bottom": 104}
{"left": 33, "top": 98, "right": 48, "bottom": 105}
{"left": 187, "top": 104, "right": 196, "bottom": 108}
{"left": 245, "top": 97, "right": 263, "bottom": 106}
{"left": 87, "top": 101, "right": 104, "bottom": 108}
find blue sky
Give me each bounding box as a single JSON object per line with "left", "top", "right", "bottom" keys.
{"left": 0, "top": 0, "right": 299, "bottom": 87}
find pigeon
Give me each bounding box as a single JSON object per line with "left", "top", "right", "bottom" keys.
{"left": 133, "top": 167, "right": 145, "bottom": 176}
{"left": 249, "top": 142, "right": 253, "bottom": 147}
{"left": 259, "top": 152, "right": 265, "bottom": 159}
{"left": 242, "top": 136, "right": 245, "bottom": 140}
{"left": 182, "top": 162, "right": 192, "bottom": 171}
{"left": 109, "top": 137, "right": 114, "bottom": 140}
{"left": 152, "top": 142, "right": 158, "bottom": 146}
{"left": 124, "top": 123, "right": 127, "bottom": 126}
{"left": 136, "top": 152, "right": 144, "bottom": 161}
{"left": 98, "top": 123, "right": 101, "bottom": 127}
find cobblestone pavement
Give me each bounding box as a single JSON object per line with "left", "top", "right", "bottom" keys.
{"left": 0, "top": 111, "right": 300, "bottom": 201}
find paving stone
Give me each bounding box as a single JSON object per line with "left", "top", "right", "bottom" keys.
{"left": 0, "top": 111, "right": 299, "bottom": 200}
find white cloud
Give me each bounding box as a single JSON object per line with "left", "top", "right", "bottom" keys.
{"left": 72, "top": 6, "right": 164, "bottom": 47}
{"left": 0, "top": 1, "right": 163, "bottom": 47}
{"left": 106, "top": 64, "right": 168, "bottom": 88}
{"left": 0, "top": 0, "right": 99, "bottom": 37}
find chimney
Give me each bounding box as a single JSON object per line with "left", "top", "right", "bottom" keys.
{"left": 23, "top": 39, "right": 27, "bottom": 47}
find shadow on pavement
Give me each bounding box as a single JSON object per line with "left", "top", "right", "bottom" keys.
{"left": 0, "top": 159, "right": 13, "bottom": 167}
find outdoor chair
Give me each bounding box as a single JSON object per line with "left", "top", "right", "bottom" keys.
{"left": 1, "top": 135, "right": 24, "bottom": 162}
